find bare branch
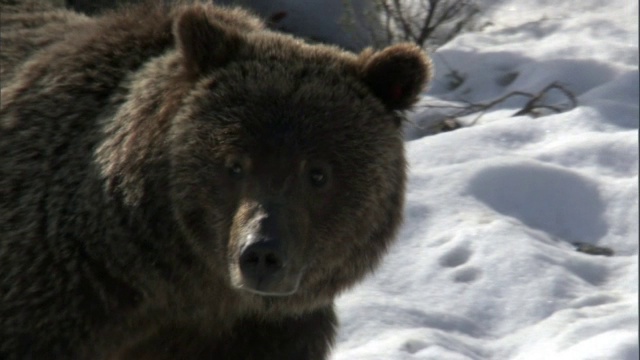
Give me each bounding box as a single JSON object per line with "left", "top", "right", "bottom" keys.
{"left": 340, "top": 0, "right": 479, "bottom": 49}
{"left": 512, "top": 82, "right": 577, "bottom": 116}
{"left": 391, "top": 0, "right": 416, "bottom": 42}
{"left": 415, "top": 0, "right": 439, "bottom": 46}
{"left": 419, "top": 82, "right": 578, "bottom": 128}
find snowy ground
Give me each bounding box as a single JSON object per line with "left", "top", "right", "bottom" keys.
{"left": 332, "top": 0, "right": 639, "bottom": 359}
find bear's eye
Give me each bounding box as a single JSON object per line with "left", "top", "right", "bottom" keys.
{"left": 228, "top": 162, "right": 244, "bottom": 179}
{"left": 309, "top": 168, "right": 328, "bottom": 188}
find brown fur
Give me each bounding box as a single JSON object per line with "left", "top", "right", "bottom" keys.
{"left": 0, "top": 1, "right": 432, "bottom": 359}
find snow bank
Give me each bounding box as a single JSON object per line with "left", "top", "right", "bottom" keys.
{"left": 332, "top": 0, "right": 638, "bottom": 358}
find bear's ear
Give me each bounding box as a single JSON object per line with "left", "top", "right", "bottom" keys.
{"left": 359, "top": 44, "right": 432, "bottom": 111}
{"left": 174, "top": 6, "right": 243, "bottom": 78}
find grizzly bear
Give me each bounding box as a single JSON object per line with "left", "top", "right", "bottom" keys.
{"left": 0, "top": 1, "right": 431, "bottom": 359}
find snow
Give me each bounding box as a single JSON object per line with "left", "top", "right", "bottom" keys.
{"left": 328, "top": 0, "right": 639, "bottom": 359}
{"left": 217, "top": 0, "right": 377, "bottom": 50}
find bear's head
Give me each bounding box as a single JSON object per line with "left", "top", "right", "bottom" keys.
{"left": 168, "top": 6, "right": 431, "bottom": 310}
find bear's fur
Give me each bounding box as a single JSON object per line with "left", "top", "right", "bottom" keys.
{"left": 0, "top": 1, "right": 431, "bottom": 359}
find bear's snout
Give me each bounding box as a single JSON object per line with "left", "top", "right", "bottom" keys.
{"left": 237, "top": 234, "right": 303, "bottom": 296}
{"left": 232, "top": 204, "right": 304, "bottom": 297}
{"left": 239, "top": 236, "right": 286, "bottom": 284}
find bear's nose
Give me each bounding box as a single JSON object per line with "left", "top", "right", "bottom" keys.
{"left": 239, "top": 237, "right": 286, "bottom": 279}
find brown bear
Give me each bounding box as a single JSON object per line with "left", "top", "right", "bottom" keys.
{"left": 0, "top": 1, "right": 431, "bottom": 359}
